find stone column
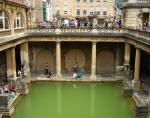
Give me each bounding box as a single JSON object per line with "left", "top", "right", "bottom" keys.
{"left": 90, "top": 41, "right": 97, "bottom": 80}
{"left": 6, "top": 47, "right": 16, "bottom": 80}
{"left": 132, "top": 48, "right": 141, "bottom": 89}
{"left": 124, "top": 43, "right": 131, "bottom": 76}
{"left": 115, "top": 45, "right": 120, "bottom": 67}
{"left": 20, "top": 42, "right": 30, "bottom": 77}
{"left": 124, "top": 43, "right": 131, "bottom": 65}
{"left": 56, "top": 41, "right": 62, "bottom": 79}
{"left": 11, "top": 10, "right": 15, "bottom": 35}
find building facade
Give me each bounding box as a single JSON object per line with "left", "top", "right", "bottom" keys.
{"left": 52, "top": 0, "right": 115, "bottom": 19}
{"left": 122, "top": 0, "right": 150, "bottom": 29}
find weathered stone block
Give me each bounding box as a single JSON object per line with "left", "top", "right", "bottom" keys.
{"left": 0, "top": 94, "right": 14, "bottom": 116}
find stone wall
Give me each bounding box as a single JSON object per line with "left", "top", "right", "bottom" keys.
{"left": 28, "top": 42, "right": 125, "bottom": 75}
{"left": 29, "top": 42, "right": 56, "bottom": 74}
{"left": 97, "top": 43, "right": 124, "bottom": 74}
{"left": 61, "top": 42, "right": 91, "bottom": 73}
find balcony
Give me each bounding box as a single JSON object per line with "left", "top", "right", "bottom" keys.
{"left": 4, "top": 0, "right": 28, "bottom": 6}
{"left": 123, "top": 0, "right": 150, "bottom": 8}
{"left": 0, "top": 28, "right": 149, "bottom": 48}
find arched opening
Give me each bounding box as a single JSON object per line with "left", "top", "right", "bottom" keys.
{"left": 97, "top": 50, "right": 115, "bottom": 73}
{"left": 65, "top": 49, "right": 86, "bottom": 72}
{"left": 0, "top": 10, "right": 10, "bottom": 30}
{"left": 37, "top": 49, "right": 54, "bottom": 74}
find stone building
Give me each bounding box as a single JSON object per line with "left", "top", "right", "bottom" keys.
{"left": 122, "top": 0, "right": 150, "bottom": 29}
{"left": 0, "top": 0, "right": 150, "bottom": 117}
{"left": 52, "top": 0, "right": 115, "bottom": 19}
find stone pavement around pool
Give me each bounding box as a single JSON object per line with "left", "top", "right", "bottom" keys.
{"left": 30, "top": 74, "right": 125, "bottom": 82}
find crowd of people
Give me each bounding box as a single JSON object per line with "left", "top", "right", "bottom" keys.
{"left": 36, "top": 18, "right": 122, "bottom": 29}
{"left": 0, "top": 83, "right": 16, "bottom": 94}
{"left": 36, "top": 18, "right": 150, "bottom": 32}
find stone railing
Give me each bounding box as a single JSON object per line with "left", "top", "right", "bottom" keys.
{"left": 125, "top": 28, "right": 150, "bottom": 43}
{"left": 25, "top": 28, "right": 150, "bottom": 45}
{"left": 123, "top": 0, "right": 150, "bottom": 7}
{"left": 27, "top": 28, "right": 124, "bottom": 33}
{"left": 0, "top": 28, "right": 149, "bottom": 45}
{"left": 136, "top": 0, "right": 150, "bottom": 4}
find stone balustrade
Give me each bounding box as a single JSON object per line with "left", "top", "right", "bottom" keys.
{"left": 123, "top": 0, "right": 150, "bottom": 7}
{"left": 0, "top": 28, "right": 149, "bottom": 47}
{"left": 27, "top": 28, "right": 124, "bottom": 33}
{"left": 27, "top": 28, "right": 150, "bottom": 41}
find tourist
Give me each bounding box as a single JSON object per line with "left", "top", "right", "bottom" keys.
{"left": 10, "top": 91, "right": 16, "bottom": 99}
{"left": 44, "top": 63, "right": 49, "bottom": 75}
{"left": 75, "top": 20, "right": 78, "bottom": 28}
{"left": 47, "top": 72, "right": 52, "bottom": 79}
{"left": 143, "top": 21, "right": 149, "bottom": 31}
{"left": 70, "top": 20, "right": 75, "bottom": 28}
{"left": 64, "top": 18, "right": 69, "bottom": 28}
{"left": 104, "top": 21, "right": 108, "bottom": 28}
{"left": 118, "top": 19, "right": 122, "bottom": 28}
{"left": 4, "top": 84, "right": 9, "bottom": 93}
{"left": 17, "top": 70, "right": 22, "bottom": 77}
{"left": 77, "top": 19, "right": 80, "bottom": 28}
{"left": 140, "top": 80, "right": 144, "bottom": 89}
{"left": 73, "top": 73, "right": 77, "bottom": 79}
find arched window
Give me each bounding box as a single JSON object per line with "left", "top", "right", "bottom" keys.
{"left": 0, "top": 11, "right": 9, "bottom": 30}
{"left": 15, "top": 13, "right": 23, "bottom": 28}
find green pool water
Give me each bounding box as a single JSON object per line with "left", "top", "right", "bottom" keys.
{"left": 11, "top": 82, "right": 133, "bottom": 118}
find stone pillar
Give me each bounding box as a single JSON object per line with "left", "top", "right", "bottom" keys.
{"left": 6, "top": 47, "right": 16, "bottom": 80}
{"left": 56, "top": 41, "right": 62, "bottom": 79}
{"left": 90, "top": 41, "right": 97, "bottom": 80}
{"left": 115, "top": 45, "right": 120, "bottom": 67}
{"left": 124, "top": 43, "right": 131, "bottom": 65}
{"left": 132, "top": 48, "right": 141, "bottom": 89}
{"left": 11, "top": 10, "right": 15, "bottom": 35}
{"left": 20, "top": 42, "right": 30, "bottom": 77}
{"left": 124, "top": 43, "right": 131, "bottom": 77}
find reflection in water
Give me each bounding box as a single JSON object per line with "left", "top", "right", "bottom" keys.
{"left": 73, "top": 84, "right": 77, "bottom": 88}
{"left": 57, "top": 83, "right": 62, "bottom": 117}
{"left": 90, "top": 84, "right": 95, "bottom": 118}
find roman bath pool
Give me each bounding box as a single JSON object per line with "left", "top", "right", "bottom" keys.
{"left": 11, "top": 82, "right": 133, "bottom": 118}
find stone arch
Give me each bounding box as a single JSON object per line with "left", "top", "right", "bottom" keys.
{"left": 65, "top": 49, "right": 86, "bottom": 72}
{"left": 97, "top": 50, "right": 115, "bottom": 73}
{"left": 36, "top": 49, "right": 55, "bottom": 73}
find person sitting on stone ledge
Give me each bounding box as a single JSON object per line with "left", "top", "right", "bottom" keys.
{"left": 3, "top": 84, "right": 9, "bottom": 93}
